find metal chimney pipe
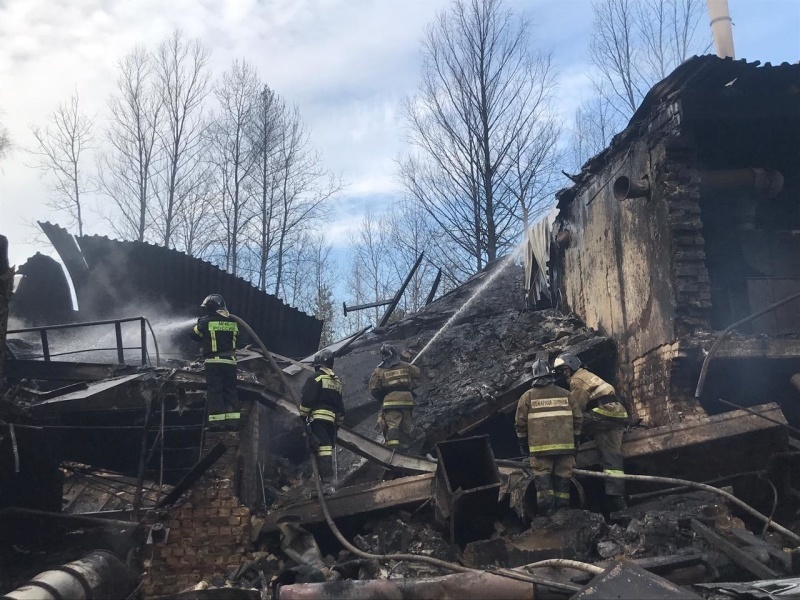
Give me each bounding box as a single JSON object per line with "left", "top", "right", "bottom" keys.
{"left": 707, "top": 0, "right": 735, "bottom": 59}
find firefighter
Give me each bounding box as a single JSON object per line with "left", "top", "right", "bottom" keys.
{"left": 515, "top": 359, "right": 582, "bottom": 515}
{"left": 369, "top": 344, "right": 421, "bottom": 451}
{"left": 190, "top": 294, "right": 241, "bottom": 431}
{"left": 553, "top": 353, "right": 628, "bottom": 512}
{"left": 300, "top": 349, "right": 344, "bottom": 493}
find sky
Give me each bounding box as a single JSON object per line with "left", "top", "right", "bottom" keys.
{"left": 1, "top": 0, "right": 799, "bottom": 270}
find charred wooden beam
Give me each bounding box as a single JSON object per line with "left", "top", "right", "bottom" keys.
{"left": 156, "top": 442, "right": 227, "bottom": 508}
{"left": 260, "top": 473, "right": 434, "bottom": 532}
{"left": 690, "top": 519, "right": 779, "bottom": 580}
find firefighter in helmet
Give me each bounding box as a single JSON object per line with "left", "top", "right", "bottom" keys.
{"left": 300, "top": 349, "right": 344, "bottom": 493}
{"left": 369, "top": 344, "right": 421, "bottom": 451}
{"left": 515, "top": 359, "right": 582, "bottom": 515}
{"left": 553, "top": 353, "right": 628, "bottom": 511}
{"left": 190, "top": 294, "right": 241, "bottom": 431}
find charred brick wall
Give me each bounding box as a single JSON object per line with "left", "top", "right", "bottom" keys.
{"left": 142, "top": 431, "right": 254, "bottom": 597}
{"left": 555, "top": 115, "right": 710, "bottom": 426}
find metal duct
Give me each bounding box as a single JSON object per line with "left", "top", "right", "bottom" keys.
{"left": 1, "top": 550, "right": 138, "bottom": 600}
{"left": 699, "top": 168, "right": 784, "bottom": 199}
{"left": 707, "top": 0, "right": 735, "bottom": 59}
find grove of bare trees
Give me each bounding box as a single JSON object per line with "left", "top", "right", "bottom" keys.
{"left": 570, "top": 0, "right": 710, "bottom": 168}
{"left": 19, "top": 0, "right": 717, "bottom": 347}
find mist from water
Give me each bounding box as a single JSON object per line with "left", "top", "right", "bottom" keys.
{"left": 412, "top": 249, "right": 520, "bottom": 365}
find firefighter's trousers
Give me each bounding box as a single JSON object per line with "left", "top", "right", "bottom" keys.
{"left": 583, "top": 412, "right": 625, "bottom": 498}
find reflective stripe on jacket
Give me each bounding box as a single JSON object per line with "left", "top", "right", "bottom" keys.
{"left": 300, "top": 367, "right": 345, "bottom": 424}
{"left": 569, "top": 368, "right": 628, "bottom": 420}
{"left": 369, "top": 361, "right": 421, "bottom": 410}
{"left": 515, "top": 383, "right": 582, "bottom": 456}
{"left": 191, "top": 312, "right": 239, "bottom": 365}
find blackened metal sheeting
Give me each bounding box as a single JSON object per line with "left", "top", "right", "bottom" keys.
{"left": 39, "top": 222, "right": 322, "bottom": 358}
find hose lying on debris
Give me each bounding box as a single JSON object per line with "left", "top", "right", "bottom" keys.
{"left": 231, "top": 313, "right": 597, "bottom": 591}
{"left": 310, "top": 455, "right": 586, "bottom": 594}
{"left": 573, "top": 469, "right": 800, "bottom": 545}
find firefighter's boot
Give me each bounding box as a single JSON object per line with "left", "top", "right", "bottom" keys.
{"left": 534, "top": 475, "right": 555, "bottom": 516}
{"left": 553, "top": 475, "right": 571, "bottom": 511}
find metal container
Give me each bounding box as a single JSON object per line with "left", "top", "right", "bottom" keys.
{"left": 434, "top": 435, "right": 501, "bottom": 544}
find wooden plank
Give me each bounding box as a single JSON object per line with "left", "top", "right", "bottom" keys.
{"left": 261, "top": 473, "right": 435, "bottom": 532}
{"left": 578, "top": 403, "right": 786, "bottom": 468}
{"left": 714, "top": 337, "right": 800, "bottom": 359}
{"left": 690, "top": 519, "right": 779, "bottom": 580}
{"left": 727, "top": 527, "right": 791, "bottom": 572}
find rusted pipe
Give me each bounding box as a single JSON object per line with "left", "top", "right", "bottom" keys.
{"left": 613, "top": 176, "right": 650, "bottom": 200}
{"left": 573, "top": 469, "right": 800, "bottom": 545}
{"left": 277, "top": 571, "right": 536, "bottom": 600}
{"left": 1, "top": 550, "right": 138, "bottom": 600}
{"left": 695, "top": 290, "right": 800, "bottom": 399}
{"left": 699, "top": 168, "right": 784, "bottom": 199}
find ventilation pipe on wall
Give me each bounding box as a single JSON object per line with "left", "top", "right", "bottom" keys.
{"left": 613, "top": 176, "right": 650, "bottom": 200}
{"left": 707, "top": 0, "right": 735, "bottom": 59}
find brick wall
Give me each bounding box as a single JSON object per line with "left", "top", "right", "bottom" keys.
{"left": 631, "top": 341, "right": 706, "bottom": 427}
{"left": 142, "top": 431, "right": 253, "bottom": 597}
{"left": 660, "top": 135, "right": 712, "bottom": 335}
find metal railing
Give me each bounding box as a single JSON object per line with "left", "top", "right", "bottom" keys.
{"left": 8, "top": 317, "right": 152, "bottom": 365}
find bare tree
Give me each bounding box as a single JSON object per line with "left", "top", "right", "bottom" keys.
{"left": 249, "top": 84, "right": 282, "bottom": 291}
{"left": 28, "top": 94, "right": 95, "bottom": 236}
{"left": 208, "top": 59, "right": 260, "bottom": 276}
{"left": 589, "top": 0, "right": 710, "bottom": 120}
{"left": 400, "top": 0, "right": 561, "bottom": 279}
{"left": 385, "top": 200, "right": 440, "bottom": 312}
{"left": 97, "top": 47, "right": 162, "bottom": 241}
{"left": 272, "top": 104, "right": 340, "bottom": 298}
{"left": 152, "top": 30, "right": 211, "bottom": 248}
{"left": 569, "top": 92, "right": 623, "bottom": 170}
{"left": 0, "top": 111, "right": 9, "bottom": 162}
{"left": 347, "top": 207, "right": 396, "bottom": 325}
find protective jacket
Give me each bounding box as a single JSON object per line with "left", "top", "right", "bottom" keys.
{"left": 369, "top": 361, "right": 421, "bottom": 410}
{"left": 569, "top": 368, "right": 627, "bottom": 420}
{"left": 515, "top": 383, "right": 582, "bottom": 456}
{"left": 300, "top": 367, "right": 345, "bottom": 425}
{"left": 191, "top": 311, "right": 239, "bottom": 365}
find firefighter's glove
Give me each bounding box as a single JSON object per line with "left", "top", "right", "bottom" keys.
{"left": 574, "top": 435, "right": 581, "bottom": 454}
{"left": 518, "top": 439, "right": 529, "bottom": 458}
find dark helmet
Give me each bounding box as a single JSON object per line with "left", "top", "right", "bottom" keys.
{"left": 531, "top": 359, "right": 554, "bottom": 386}
{"left": 201, "top": 294, "right": 227, "bottom": 313}
{"left": 379, "top": 343, "right": 401, "bottom": 367}
{"left": 553, "top": 353, "right": 582, "bottom": 373}
{"left": 314, "top": 349, "right": 334, "bottom": 368}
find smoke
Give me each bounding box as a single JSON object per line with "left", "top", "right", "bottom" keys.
{"left": 6, "top": 300, "right": 202, "bottom": 364}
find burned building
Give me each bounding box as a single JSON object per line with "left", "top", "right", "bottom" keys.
{"left": 552, "top": 56, "right": 800, "bottom": 428}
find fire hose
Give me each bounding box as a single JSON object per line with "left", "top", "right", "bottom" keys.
{"left": 228, "top": 314, "right": 596, "bottom": 593}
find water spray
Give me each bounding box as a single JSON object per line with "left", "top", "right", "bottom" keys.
{"left": 412, "top": 250, "right": 520, "bottom": 365}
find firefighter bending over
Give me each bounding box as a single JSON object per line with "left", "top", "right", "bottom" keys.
{"left": 191, "top": 294, "right": 241, "bottom": 431}
{"left": 516, "top": 359, "right": 582, "bottom": 515}
{"left": 300, "top": 349, "right": 344, "bottom": 493}
{"left": 369, "top": 344, "right": 421, "bottom": 451}
{"left": 553, "top": 353, "right": 629, "bottom": 512}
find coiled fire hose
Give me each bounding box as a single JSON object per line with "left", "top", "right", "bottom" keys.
{"left": 229, "top": 315, "right": 598, "bottom": 592}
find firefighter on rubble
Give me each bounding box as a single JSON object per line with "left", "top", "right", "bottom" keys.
{"left": 190, "top": 294, "right": 241, "bottom": 431}
{"left": 369, "top": 344, "right": 421, "bottom": 451}
{"left": 515, "top": 359, "right": 582, "bottom": 515}
{"left": 553, "top": 353, "right": 629, "bottom": 512}
{"left": 300, "top": 349, "right": 345, "bottom": 493}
